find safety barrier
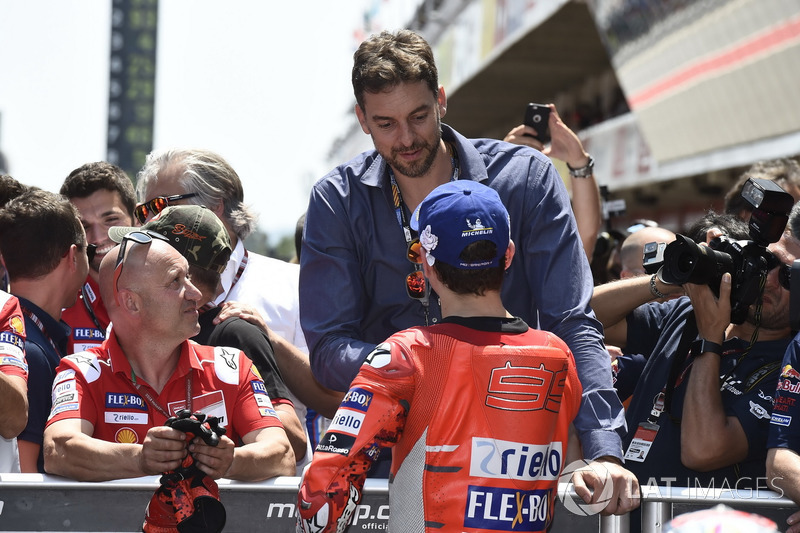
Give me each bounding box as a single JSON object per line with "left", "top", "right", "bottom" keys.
{"left": 561, "top": 484, "right": 798, "bottom": 533}
{"left": 0, "top": 474, "right": 796, "bottom": 532}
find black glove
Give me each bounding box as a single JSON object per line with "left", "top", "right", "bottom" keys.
{"left": 143, "top": 410, "right": 227, "bottom": 533}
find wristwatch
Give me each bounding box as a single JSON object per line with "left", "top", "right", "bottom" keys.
{"left": 567, "top": 155, "right": 594, "bottom": 178}
{"left": 695, "top": 338, "right": 723, "bottom": 356}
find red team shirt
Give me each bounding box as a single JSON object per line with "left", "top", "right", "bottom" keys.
{"left": 0, "top": 291, "right": 27, "bottom": 381}
{"left": 297, "top": 321, "right": 582, "bottom": 533}
{"left": 46, "top": 331, "right": 282, "bottom": 445}
{"left": 61, "top": 277, "right": 110, "bottom": 355}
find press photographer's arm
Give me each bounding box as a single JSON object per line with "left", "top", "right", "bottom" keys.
{"left": 680, "top": 274, "right": 750, "bottom": 470}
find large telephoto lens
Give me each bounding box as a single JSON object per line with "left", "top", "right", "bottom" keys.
{"left": 660, "top": 234, "right": 733, "bottom": 286}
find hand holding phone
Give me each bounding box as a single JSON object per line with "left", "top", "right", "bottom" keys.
{"left": 523, "top": 103, "right": 551, "bottom": 144}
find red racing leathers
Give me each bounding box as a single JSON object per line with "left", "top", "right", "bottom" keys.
{"left": 297, "top": 321, "right": 582, "bottom": 533}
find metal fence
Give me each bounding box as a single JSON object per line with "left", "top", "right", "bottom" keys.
{"left": 0, "top": 474, "right": 796, "bottom": 532}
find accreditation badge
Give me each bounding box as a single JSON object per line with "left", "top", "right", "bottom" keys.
{"left": 624, "top": 422, "right": 660, "bottom": 462}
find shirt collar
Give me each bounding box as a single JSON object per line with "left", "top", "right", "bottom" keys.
{"left": 17, "top": 295, "right": 71, "bottom": 343}
{"left": 107, "top": 329, "right": 201, "bottom": 380}
{"left": 216, "top": 238, "right": 246, "bottom": 303}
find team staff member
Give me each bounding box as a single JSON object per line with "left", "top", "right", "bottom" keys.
{"left": 298, "top": 181, "right": 583, "bottom": 533}
{"left": 0, "top": 290, "right": 27, "bottom": 472}
{"left": 108, "top": 205, "right": 309, "bottom": 470}
{"left": 43, "top": 231, "right": 295, "bottom": 482}
{"left": 0, "top": 190, "right": 90, "bottom": 473}
{"left": 60, "top": 162, "right": 138, "bottom": 353}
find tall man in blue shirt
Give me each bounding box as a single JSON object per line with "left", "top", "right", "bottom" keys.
{"left": 299, "top": 29, "right": 638, "bottom": 513}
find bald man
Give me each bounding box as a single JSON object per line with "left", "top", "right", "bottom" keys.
{"left": 619, "top": 226, "right": 676, "bottom": 279}
{"left": 43, "top": 233, "right": 295, "bottom": 482}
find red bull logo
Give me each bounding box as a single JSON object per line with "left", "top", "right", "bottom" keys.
{"left": 781, "top": 365, "right": 800, "bottom": 380}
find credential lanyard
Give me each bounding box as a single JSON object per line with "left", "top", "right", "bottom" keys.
{"left": 131, "top": 370, "right": 193, "bottom": 420}
{"left": 81, "top": 283, "right": 105, "bottom": 333}
{"left": 20, "top": 304, "right": 63, "bottom": 357}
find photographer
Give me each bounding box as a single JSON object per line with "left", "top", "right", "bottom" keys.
{"left": 592, "top": 199, "right": 800, "bottom": 528}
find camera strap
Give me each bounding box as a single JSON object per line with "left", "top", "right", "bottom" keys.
{"left": 663, "top": 310, "right": 698, "bottom": 421}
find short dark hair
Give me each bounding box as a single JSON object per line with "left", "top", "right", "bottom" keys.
{"left": 0, "top": 189, "right": 85, "bottom": 280}
{"left": 432, "top": 241, "right": 506, "bottom": 296}
{"left": 352, "top": 29, "right": 439, "bottom": 110}
{"left": 0, "top": 175, "right": 28, "bottom": 208}
{"left": 60, "top": 162, "right": 136, "bottom": 217}
{"left": 685, "top": 211, "right": 750, "bottom": 243}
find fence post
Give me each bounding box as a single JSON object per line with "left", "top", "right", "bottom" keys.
{"left": 600, "top": 513, "right": 629, "bottom": 533}
{"left": 641, "top": 500, "right": 671, "bottom": 533}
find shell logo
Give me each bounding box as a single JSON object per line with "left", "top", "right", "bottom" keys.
{"left": 115, "top": 427, "right": 138, "bottom": 444}
{"left": 9, "top": 316, "right": 23, "bottom": 336}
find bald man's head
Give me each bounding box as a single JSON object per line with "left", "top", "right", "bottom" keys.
{"left": 99, "top": 237, "right": 201, "bottom": 337}
{"left": 620, "top": 227, "right": 676, "bottom": 278}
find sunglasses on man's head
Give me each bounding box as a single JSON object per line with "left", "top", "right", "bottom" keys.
{"left": 405, "top": 238, "right": 428, "bottom": 300}
{"left": 134, "top": 193, "right": 198, "bottom": 224}
{"left": 112, "top": 230, "right": 171, "bottom": 303}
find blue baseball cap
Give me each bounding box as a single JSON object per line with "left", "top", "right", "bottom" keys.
{"left": 411, "top": 180, "right": 510, "bottom": 269}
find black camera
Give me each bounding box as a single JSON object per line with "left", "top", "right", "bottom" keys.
{"left": 643, "top": 178, "right": 794, "bottom": 324}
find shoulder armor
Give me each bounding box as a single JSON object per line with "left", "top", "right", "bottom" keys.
{"left": 362, "top": 341, "right": 416, "bottom": 378}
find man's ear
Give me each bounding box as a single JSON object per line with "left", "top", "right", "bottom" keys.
{"left": 437, "top": 86, "right": 447, "bottom": 119}
{"left": 66, "top": 244, "right": 81, "bottom": 273}
{"left": 117, "top": 288, "right": 140, "bottom": 314}
{"left": 504, "top": 240, "right": 516, "bottom": 270}
{"left": 420, "top": 249, "right": 439, "bottom": 282}
{"left": 355, "top": 103, "right": 370, "bottom": 135}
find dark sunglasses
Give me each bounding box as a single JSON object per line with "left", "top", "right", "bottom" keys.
{"left": 779, "top": 262, "right": 792, "bottom": 291}
{"left": 86, "top": 243, "right": 97, "bottom": 263}
{"left": 405, "top": 238, "right": 428, "bottom": 301}
{"left": 134, "top": 193, "right": 198, "bottom": 224}
{"left": 113, "top": 230, "right": 170, "bottom": 303}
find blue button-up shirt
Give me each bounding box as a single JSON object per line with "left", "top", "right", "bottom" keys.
{"left": 300, "top": 124, "right": 626, "bottom": 460}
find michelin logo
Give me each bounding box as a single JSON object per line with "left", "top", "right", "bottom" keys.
{"left": 464, "top": 485, "right": 550, "bottom": 531}
{"left": 470, "top": 438, "right": 562, "bottom": 481}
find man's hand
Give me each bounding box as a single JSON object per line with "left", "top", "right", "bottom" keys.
{"left": 189, "top": 434, "right": 236, "bottom": 479}
{"left": 215, "top": 301, "right": 269, "bottom": 332}
{"left": 571, "top": 457, "right": 640, "bottom": 515}
{"left": 683, "top": 273, "right": 731, "bottom": 343}
{"left": 140, "top": 426, "right": 189, "bottom": 475}
{"left": 504, "top": 124, "right": 546, "bottom": 149}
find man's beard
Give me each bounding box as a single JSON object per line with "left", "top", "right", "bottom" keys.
{"left": 746, "top": 297, "right": 789, "bottom": 331}
{"left": 380, "top": 116, "right": 442, "bottom": 178}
